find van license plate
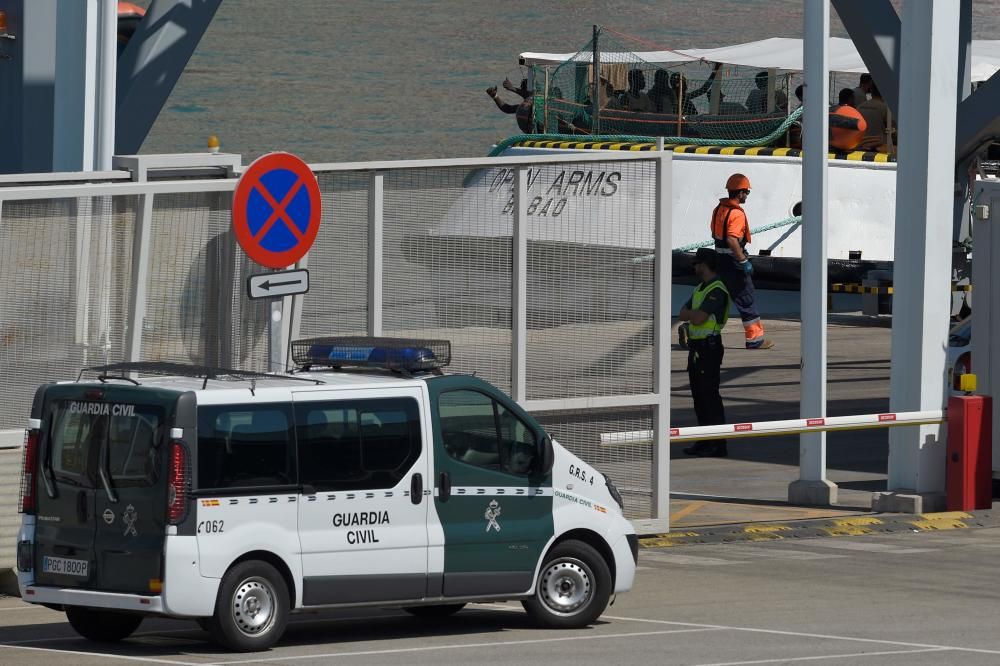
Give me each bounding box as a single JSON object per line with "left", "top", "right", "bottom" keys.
{"left": 42, "top": 556, "right": 89, "bottom": 577}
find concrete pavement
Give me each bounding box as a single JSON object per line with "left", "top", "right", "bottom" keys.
{"left": 668, "top": 313, "right": 899, "bottom": 526}
{"left": 3, "top": 526, "right": 1000, "bottom": 664}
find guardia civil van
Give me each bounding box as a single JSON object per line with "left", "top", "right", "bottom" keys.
{"left": 16, "top": 337, "right": 637, "bottom": 652}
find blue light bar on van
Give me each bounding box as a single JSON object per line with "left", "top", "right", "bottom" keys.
{"left": 290, "top": 337, "right": 451, "bottom": 372}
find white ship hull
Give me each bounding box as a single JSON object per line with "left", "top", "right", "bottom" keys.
{"left": 491, "top": 146, "right": 899, "bottom": 263}
{"left": 409, "top": 146, "right": 899, "bottom": 320}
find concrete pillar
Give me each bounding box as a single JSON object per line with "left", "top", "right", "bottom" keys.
{"left": 790, "top": 0, "right": 837, "bottom": 507}
{"left": 0, "top": 0, "right": 115, "bottom": 173}
{"left": 873, "top": 1, "right": 960, "bottom": 514}
{"left": 53, "top": 0, "right": 116, "bottom": 172}
{"left": 972, "top": 187, "right": 999, "bottom": 480}
{"left": 0, "top": 0, "right": 59, "bottom": 174}
{"left": 95, "top": 0, "right": 116, "bottom": 171}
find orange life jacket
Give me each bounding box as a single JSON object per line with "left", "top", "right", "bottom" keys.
{"left": 829, "top": 104, "right": 867, "bottom": 151}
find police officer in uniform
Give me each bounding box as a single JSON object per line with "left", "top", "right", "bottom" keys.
{"left": 679, "top": 248, "right": 732, "bottom": 457}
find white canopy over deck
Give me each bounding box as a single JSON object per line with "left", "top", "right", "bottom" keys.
{"left": 521, "top": 37, "right": 1000, "bottom": 83}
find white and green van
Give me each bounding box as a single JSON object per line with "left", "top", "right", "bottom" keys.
{"left": 16, "top": 337, "right": 637, "bottom": 652}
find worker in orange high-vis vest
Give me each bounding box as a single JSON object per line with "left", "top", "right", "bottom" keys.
{"left": 711, "top": 173, "right": 774, "bottom": 349}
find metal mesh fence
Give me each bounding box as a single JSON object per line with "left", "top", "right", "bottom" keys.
{"left": 142, "top": 192, "right": 270, "bottom": 372}
{"left": 0, "top": 156, "right": 665, "bottom": 519}
{"left": 0, "top": 196, "right": 137, "bottom": 429}
{"left": 535, "top": 407, "right": 655, "bottom": 519}
{"left": 524, "top": 159, "right": 655, "bottom": 399}
{"left": 381, "top": 167, "right": 513, "bottom": 393}
{"left": 298, "top": 172, "right": 369, "bottom": 338}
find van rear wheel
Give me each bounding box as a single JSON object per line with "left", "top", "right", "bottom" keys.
{"left": 522, "top": 540, "right": 611, "bottom": 629}
{"left": 207, "top": 560, "right": 289, "bottom": 652}
{"left": 66, "top": 607, "right": 143, "bottom": 642}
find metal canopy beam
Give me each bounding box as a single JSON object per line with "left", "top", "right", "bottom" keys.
{"left": 831, "top": 0, "right": 901, "bottom": 115}
{"left": 953, "top": 0, "right": 973, "bottom": 249}
{"left": 115, "top": 0, "right": 223, "bottom": 154}
{"left": 954, "top": 0, "right": 992, "bottom": 166}
{"left": 955, "top": 75, "right": 1000, "bottom": 165}
{"left": 957, "top": 0, "right": 972, "bottom": 107}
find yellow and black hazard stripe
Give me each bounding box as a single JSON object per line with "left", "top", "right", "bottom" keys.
{"left": 830, "top": 283, "right": 971, "bottom": 295}
{"left": 511, "top": 140, "right": 895, "bottom": 163}
{"left": 515, "top": 139, "right": 657, "bottom": 151}
{"left": 830, "top": 283, "right": 894, "bottom": 295}
{"left": 671, "top": 145, "right": 804, "bottom": 158}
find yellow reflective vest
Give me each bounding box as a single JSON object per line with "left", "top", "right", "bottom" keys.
{"left": 688, "top": 278, "right": 730, "bottom": 340}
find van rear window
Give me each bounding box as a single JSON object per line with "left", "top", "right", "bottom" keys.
{"left": 48, "top": 400, "right": 164, "bottom": 488}
{"left": 197, "top": 404, "right": 295, "bottom": 490}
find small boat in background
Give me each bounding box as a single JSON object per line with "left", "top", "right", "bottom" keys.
{"left": 117, "top": 1, "right": 146, "bottom": 54}
{"left": 474, "top": 35, "right": 998, "bottom": 302}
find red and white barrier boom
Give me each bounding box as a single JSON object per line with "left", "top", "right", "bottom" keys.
{"left": 599, "top": 410, "right": 946, "bottom": 446}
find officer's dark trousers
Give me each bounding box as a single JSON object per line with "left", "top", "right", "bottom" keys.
{"left": 687, "top": 337, "right": 727, "bottom": 451}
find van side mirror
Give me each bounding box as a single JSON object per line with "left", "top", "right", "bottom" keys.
{"left": 538, "top": 435, "right": 554, "bottom": 475}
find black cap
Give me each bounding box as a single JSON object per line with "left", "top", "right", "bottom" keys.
{"left": 692, "top": 247, "right": 717, "bottom": 269}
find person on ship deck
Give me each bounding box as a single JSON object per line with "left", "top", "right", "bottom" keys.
{"left": 745, "top": 71, "right": 788, "bottom": 114}
{"left": 837, "top": 88, "right": 856, "bottom": 108}
{"left": 646, "top": 63, "right": 722, "bottom": 115}
{"left": 608, "top": 69, "right": 654, "bottom": 112}
{"left": 486, "top": 77, "right": 536, "bottom": 133}
{"left": 856, "top": 82, "right": 890, "bottom": 152}
{"left": 829, "top": 91, "right": 867, "bottom": 151}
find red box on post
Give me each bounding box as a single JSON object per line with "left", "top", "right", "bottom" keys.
{"left": 946, "top": 396, "right": 993, "bottom": 511}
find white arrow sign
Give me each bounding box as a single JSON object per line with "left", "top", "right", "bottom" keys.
{"left": 247, "top": 269, "right": 310, "bottom": 299}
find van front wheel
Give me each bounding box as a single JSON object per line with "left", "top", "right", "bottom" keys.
{"left": 66, "top": 607, "right": 143, "bottom": 642}
{"left": 522, "top": 540, "right": 611, "bottom": 629}
{"left": 207, "top": 560, "right": 289, "bottom": 652}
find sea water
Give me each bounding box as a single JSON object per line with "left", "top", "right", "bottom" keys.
{"left": 139, "top": 0, "right": 1000, "bottom": 164}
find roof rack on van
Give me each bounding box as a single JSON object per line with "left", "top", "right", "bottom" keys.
{"left": 80, "top": 361, "right": 325, "bottom": 389}
{"left": 291, "top": 336, "right": 450, "bottom": 374}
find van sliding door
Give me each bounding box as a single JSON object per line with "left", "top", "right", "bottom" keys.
{"left": 293, "top": 388, "right": 430, "bottom": 606}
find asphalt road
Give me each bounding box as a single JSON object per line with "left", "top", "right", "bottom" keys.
{"left": 4, "top": 526, "right": 1000, "bottom": 665}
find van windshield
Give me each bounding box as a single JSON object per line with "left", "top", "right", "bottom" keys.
{"left": 48, "top": 400, "right": 165, "bottom": 489}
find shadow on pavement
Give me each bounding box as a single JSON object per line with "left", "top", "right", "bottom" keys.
{"left": 0, "top": 606, "right": 597, "bottom": 659}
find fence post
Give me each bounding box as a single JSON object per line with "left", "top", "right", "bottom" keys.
{"left": 268, "top": 301, "right": 284, "bottom": 373}
{"left": 792, "top": 0, "right": 838, "bottom": 506}
{"left": 287, "top": 254, "right": 307, "bottom": 355}
{"left": 650, "top": 150, "right": 672, "bottom": 531}
{"left": 367, "top": 171, "right": 384, "bottom": 337}
{"left": 591, "top": 25, "right": 601, "bottom": 136}
{"left": 511, "top": 166, "right": 528, "bottom": 402}
{"left": 125, "top": 193, "right": 154, "bottom": 364}
{"left": 274, "top": 292, "right": 294, "bottom": 372}
{"left": 542, "top": 69, "right": 550, "bottom": 134}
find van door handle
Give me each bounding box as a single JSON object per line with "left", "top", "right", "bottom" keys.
{"left": 410, "top": 474, "right": 423, "bottom": 505}
{"left": 439, "top": 472, "right": 451, "bottom": 502}
{"left": 76, "top": 491, "right": 87, "bottom": 523}
{"left": 97, "top": 441, "right": 118, "bottom": 504}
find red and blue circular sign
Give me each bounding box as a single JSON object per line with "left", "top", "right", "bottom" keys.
{"left": 232, "top": 152, "right": 322, "bottom": 269}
